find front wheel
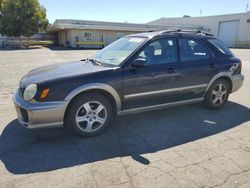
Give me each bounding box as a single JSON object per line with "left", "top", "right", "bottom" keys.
{"left": 204, "top": 79, "right": 230, "bottom": 110}
{"left": 65, "top": 93, "right": 113, "bottom": 136}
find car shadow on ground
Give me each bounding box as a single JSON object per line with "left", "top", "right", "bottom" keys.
{"left": 0, "top": 101, "right": 249, "bottom": 174}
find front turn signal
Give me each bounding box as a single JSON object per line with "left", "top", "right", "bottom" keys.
{"left": 40, "top": 88, "right": 50, "bottom": 99}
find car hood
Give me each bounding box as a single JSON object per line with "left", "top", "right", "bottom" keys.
{"left": 20, "top": 61, "right": 114, "bottom": 88}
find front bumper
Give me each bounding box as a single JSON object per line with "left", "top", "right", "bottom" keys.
{"left": 13, "top": 89, "right": 68, "bottom": 129}
{"left": 231, "top": 74, "right": 244, "bottom": 93}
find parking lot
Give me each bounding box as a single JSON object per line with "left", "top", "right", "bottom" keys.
{"left": 0, "top": 47, "right": 250, "bottom": 188}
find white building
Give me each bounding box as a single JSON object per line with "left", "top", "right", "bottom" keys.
{"left": 47, "top": 19, "right": 201, "bottom": 48}
{"left": 148, "top": 12, "right": 250, "bottom": 47}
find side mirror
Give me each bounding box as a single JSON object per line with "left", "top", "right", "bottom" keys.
{"left": 131, "top": 58, "right": 146, "bottom": 67}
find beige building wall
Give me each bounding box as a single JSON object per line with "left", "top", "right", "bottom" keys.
{"left": 58, "top": 29, "right": 136, "bottom": 48}
{"left": 149, "top": 13, "right": 250, "bottom": 44}
{"left": 58, "top": 30, "right": 70, "bottom": 47}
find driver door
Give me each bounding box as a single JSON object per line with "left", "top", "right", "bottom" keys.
{"left": 122, "top": 37, "right": 181, "bottom": 110}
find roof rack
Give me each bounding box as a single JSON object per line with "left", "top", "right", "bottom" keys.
{"left": 147, "top": 28, "right": 181, "bottom": 33}
{"left": 157, "top": 28, "right": 214, "bottom": 36}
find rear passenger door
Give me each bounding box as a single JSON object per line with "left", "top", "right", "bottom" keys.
{"left": 178, "top": 38, "right": 216, "bottom": 100}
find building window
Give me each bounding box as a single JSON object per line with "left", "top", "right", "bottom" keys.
{"left": 84, "top": 32, "right": 92, "bottom": 40}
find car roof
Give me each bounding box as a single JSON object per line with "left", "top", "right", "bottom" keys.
{"left": 128, "top": 29, "right": 216, "bottom": 40}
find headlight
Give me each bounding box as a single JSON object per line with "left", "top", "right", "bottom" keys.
{"left": 23, "top": 84, "right": 37, "bottom": 101}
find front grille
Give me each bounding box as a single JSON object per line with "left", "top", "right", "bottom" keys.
{"left": 20, "top": 108, "right": 29, "bottom": 123}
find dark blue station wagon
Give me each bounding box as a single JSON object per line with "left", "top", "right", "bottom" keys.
{"left": 14, "top": 29, "right": 244, "bottom": 136}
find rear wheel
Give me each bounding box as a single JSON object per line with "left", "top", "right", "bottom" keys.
{"left": 65, "top": 93, "right": 113, "bottom": 136}
{"left": 204, "top": 79, "right": 230, "bottom": 109}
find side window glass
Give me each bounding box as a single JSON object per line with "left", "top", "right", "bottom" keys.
{"left": 208, "top": 39, "right": 233, "bottom": 56}
{"left": 179, "top": 38, "right": 210, "bottom": 62}
{"left": 137, "top": 38, "right": 177, "bottom": 65}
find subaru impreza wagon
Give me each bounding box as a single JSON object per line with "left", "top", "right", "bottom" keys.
{"left": 14, "top": 29, "right": 244, "bottom": 136}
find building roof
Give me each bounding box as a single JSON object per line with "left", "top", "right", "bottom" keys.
{"left": 47, "top": 19, "right": 202, "bottom": 33}
{"left": 148, "top": 12, "right": 250, "bottom": 25}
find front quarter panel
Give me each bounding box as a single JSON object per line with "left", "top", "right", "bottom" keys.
{"left": 65, "top": 82, "right": 122, "bottom": 112}
{"left": 35, "top": 68, "right": 123, "bottom": 106}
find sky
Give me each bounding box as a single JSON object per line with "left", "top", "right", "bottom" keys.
{"left": 39, "top": 0, "right": 250, "bottom": 24}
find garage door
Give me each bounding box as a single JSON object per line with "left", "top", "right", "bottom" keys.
{"left": 218, "top": 20, "right": 239, "bottom": 47}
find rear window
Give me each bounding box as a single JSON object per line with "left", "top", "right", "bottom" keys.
{"left": 208, "top": 39, "right": 233, "bottom": 56}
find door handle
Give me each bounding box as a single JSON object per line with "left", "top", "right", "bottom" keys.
{"left": 167, "top": 68, "right": 176, "bottom": 74}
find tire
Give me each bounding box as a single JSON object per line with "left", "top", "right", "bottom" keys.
{"left": 65, "top": 93, "right": 113, "bottom": 136}
{"left": 204, "top": 79, "right": 230, "bottom": 110}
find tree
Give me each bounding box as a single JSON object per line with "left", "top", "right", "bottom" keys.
{"left": 0, "top": 0, "right": 2, "bottom": 9}
{"left": 0, "top": 0, "right": 48, "bottom": 38}
{"left": 0, "top": 0, "right": 3, "bottom": 17}
{"left": 0, "top": 0, "right": 3, "bottom": 33}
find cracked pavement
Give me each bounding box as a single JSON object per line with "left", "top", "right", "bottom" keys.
{"left": 0, "top": 47, "right": 250, "bottom": 188}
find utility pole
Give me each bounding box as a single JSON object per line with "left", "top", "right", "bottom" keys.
{"left": 246, "top": 3, "right": 249, "bottom": 12}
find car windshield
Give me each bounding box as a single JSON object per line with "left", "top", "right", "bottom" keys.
{"left": 92, "top": 36, "right": 147, "bottom": 66}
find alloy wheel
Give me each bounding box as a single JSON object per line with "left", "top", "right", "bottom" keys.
{"left": 211, "top": 83, "right": 227, "bottom": 105}
{"left": 75, "top": 101, "right": 107, "bottom": 133}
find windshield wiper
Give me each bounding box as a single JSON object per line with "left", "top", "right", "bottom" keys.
{"left": 87, "top": 58, "right": 102, "bottom": 66}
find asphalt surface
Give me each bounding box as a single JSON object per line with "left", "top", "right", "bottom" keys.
{"left": 0, "top": 47, "right": 250, "bottom": 188}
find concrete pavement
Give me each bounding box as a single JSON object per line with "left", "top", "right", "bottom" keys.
{"left": 0, "top": 47, "right": 249, "bottom": 188}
